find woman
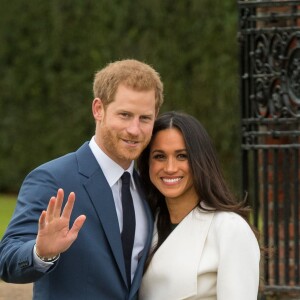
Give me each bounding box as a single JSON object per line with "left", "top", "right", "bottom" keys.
{"left": 137, "top": 111, "right": 260, "bottom": 300}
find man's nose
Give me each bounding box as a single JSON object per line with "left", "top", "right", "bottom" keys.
{"left": 126, "top": 118, "right": 141, "bottom": 136}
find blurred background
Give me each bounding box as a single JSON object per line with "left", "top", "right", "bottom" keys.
{"left": 0, "top": 0, "right": 240, "bottom": 238}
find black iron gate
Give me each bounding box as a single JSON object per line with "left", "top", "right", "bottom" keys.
{"left": 238, "top": 0, "right": 300, "bottom": 298}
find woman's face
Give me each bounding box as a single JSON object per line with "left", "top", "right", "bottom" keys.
{"left": 149, "top": 128, "right": 197, "bottom": 204}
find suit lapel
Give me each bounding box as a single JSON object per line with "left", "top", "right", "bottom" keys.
{"left": 76, "top": 143, "right": 127, "bottom": 285}
{"left": 130, "top": 172, "right": 154, "bottom": 297}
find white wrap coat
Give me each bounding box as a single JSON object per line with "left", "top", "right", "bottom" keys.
{"left": 139, "top": 208, "right": 260, "bottom": 300}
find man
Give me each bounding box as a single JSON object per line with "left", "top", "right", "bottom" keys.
{"left": 0, "top": 59, "right": 164, "bottom": 299}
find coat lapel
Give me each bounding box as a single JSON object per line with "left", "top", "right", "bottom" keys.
{"left": 140, "top": 208, "right": 214, "bottom": 299}
{"left": 129, "top": 171, "right": 154, "bottom": 297}
{"left": 76, "top": 143, "right": 127, "bottom": 285}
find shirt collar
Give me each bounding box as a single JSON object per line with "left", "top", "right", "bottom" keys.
{"left": 89, "top": 136, "right": 136, "bottom": 189}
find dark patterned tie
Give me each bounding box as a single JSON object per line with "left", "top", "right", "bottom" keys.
{"left": 121, "top": 172, "right": 136, "bottom": 287}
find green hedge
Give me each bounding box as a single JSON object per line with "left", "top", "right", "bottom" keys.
{"left": 0, "top": 0, "right": 241, "bottom": 195}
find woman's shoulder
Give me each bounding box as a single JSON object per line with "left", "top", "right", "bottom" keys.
{"left": 199, "top": 204, "right": 247, "bottom": 224}
{"left": 214, "top": 210, "right": 246, "bottom": 222}
{"left": 211, "top": 210, "right": 255, "bottom": 239}
{"left": 196, "top": 205, "right": 252, "bottom": 234}
{"left": 211, "top": 211, "right": 260, "bottom": 260}
{"left": 213, "top": 210, "right": 249, "bottom": 226}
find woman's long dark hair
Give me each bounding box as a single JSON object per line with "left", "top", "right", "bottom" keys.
{"left": 137, "top": 111, "right": 257, "bottom": 267}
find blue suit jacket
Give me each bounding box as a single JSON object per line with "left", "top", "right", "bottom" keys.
{"left": 0, "top": 142, "right": 153, "bottom": 300}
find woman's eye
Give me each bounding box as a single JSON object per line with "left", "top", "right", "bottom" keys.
{"left": 152, "top": 154, "right": 165, "bottom": 160}
{"left": 177, "top": 153, "right": 188, "bottom": 160}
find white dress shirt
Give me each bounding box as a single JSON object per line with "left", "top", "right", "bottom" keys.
{"left": 89, "top": 136, "right": 148, "bottom": 281}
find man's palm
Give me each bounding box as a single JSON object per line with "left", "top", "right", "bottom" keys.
{"left": 36, "top": 189, "right": 86, "bottom": 258}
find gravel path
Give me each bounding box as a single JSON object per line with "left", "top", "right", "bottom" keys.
{"left": 0, "top": 281, "right": 32, "bottom": 300}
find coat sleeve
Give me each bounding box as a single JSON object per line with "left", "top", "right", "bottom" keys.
{"left": 215, "top": 213, "right": 260, "bottom": 300}
{"left": 0, "top": 167, "right": 59, "bottom": 283}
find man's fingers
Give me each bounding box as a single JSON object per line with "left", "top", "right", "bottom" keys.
{"left": 45, "top": 197, "right": 56, "bottom": 222}
{"left": 68, "top": 215, "right": 86, "bottom": 240}
{"left": 70, "top": 215, "right": 86, "bottom": 234}
{"left": 61, "top": 192, "right": 76, "bottom": 220}
{"left": 38, "top": 210, "right": 47, "bottom": 230}
{"left": 74, "top": 215, "right": 86, "bottom": 231}
{"left": 53, "top": 188, "right": 64, "bottom": 218}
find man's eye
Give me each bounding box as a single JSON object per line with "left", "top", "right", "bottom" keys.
{"left": 140, "top": 116, "right": 152, "bottom": 122}
{"left": 120, "top": 113, "right": 130, "bottom": 118}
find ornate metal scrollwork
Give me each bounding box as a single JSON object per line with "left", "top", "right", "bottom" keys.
{"left": 269, "top": 33, "right": 285, "bottom": 72}
{"left": 254, "top": 34, "right": 269, "bottom": 74}
{"left": 285, "top": 33, "right": 300, "bottom": 103}
{"left": 251, "top": 31, "right": 300, "bottom": 118}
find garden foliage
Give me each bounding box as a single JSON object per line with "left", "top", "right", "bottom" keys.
{"left": 0, "top": 0, "right": 240, "bottom": 193}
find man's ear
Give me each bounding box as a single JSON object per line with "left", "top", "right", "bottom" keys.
{"left": 92, "top": 98, "right": 104, "bottom": 121}
{"left": 155, "top": 109, "right": 160, "bottom": 118}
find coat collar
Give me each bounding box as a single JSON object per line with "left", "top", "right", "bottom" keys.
{"left": 140, "top": 208, "right": 214, "bottom": 299}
